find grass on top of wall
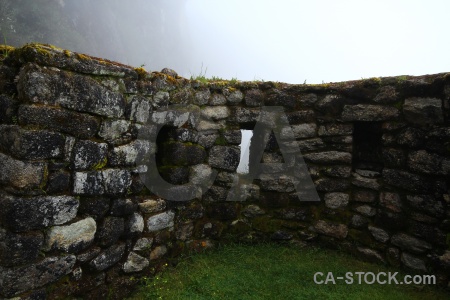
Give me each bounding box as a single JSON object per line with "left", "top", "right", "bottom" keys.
{"left": 127, "top": 243, "right": 449, "bottom": 300}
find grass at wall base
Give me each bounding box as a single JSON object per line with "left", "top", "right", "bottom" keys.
{"left": 127, "top": 243, "right": 449, "bottom": 300}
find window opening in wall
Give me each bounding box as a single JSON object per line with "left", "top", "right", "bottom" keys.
{"left": 352, "top": 122, "right": 384, "bottom": 173}
{"left": 237, "top": 129, "right": 253, "bottom": 174}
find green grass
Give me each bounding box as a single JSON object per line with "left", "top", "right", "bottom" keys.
{"left": 190, "top": 64, "right": 238, "bottom": 84}
{"left": 128, "top": 243, "right": 448, "bottom": 300}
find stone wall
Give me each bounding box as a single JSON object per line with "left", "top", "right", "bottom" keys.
{"left": 0, "top": 44, "right": 449, "bottom": 299}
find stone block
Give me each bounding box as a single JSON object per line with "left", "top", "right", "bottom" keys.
{"left": 152, "top": 91, "right": 170, "bottom": 108}
{"left": 45, "top": 217, "right": 96, "bottom": 253}
{"left": 242, "top": 204, "right": 266, "bottom": 218}
{"left": 171, "top": 128, "right": 199, "bottom": 143}
{"left": 304, "top": 151, "right": 351, "bottom": 164}
{"left": 373, "top": 86, "right": 398, "bottom": 103}
{"left": 89, "top": 244, "right": 125, "bottom": 271}
{"left": 197, "top": 131, "right": 219, "bottom": 148}
{"left": 72, "top": 140, "right": 108, "bottom": 170}
{"left": 0, "top": 229, "right": 44, "bottom": 267}
{"left": 123, "top": 252, "right": 149, "bottom": 273}
{"left": 259, "top": 174, "right": 297, "bottom": 193}
{"left": 210, "top": 93, "right": 226, "bottom": 105}
{"left": 18, "top": 104, "right": 100, "bottom": 139}
{"left": 215, "top": 171, "right": 238, "bottom": 187}
{"left": 18, "top": 44, "right": 137, "bottom": 77}
{"left": 391, "top": 233, "right": 432, "bottom": 254}
{"left": 351, "top": 173, "right": 380, "bottom": 190}
{"left": 287, "top": 110, "right": 315, "bottom": 124}
{"left": 96, "top": 217, "right": 125, "bottom": 247}
{"left": 176, "top": 222, "right": 194, "bottom": 241}
{"left": 368, "top": 226, "right": 389, "bottom": 243}
{"left": 18, "top": 64, "right": 125, "bottom": 118}
{"left": 386, "top": 247, "right": 401, "bottom": 267}
{"left": 382, "top": 169, "right": 435, "bottom": 193}
{"left": 355, "top": 205, "right": 376, "bottom": 217}
{"left": 202, "top": 185, "right": 228, "bottom": 202}
{"left": 297, "top": 138, "right": 326, "bottom": 152}
{"left": 381, "top": 148, "right": 405, "bottom": 167}
{"left": 408, "top": 221, "right": 446, "bottom": 246}
{"left": 396, "top": 128, "right": 425, "bottom": 148}
{"left": 126, "top": 213, "right": 144, "bottom": 235}
{"left": 178, "top": 202, "right": 204, "bottom": 220}
{"left": 234, "top": 107, "right": 261, "bottom": 123}
{"left": 78, "top": 197, "right": 110, "bottom": 219}
{"left": 73, "top": 171, "right": 104, "bottom": 195}
{"left": 408, "top": 150, "right": 447, "bottom": 175}
{"left": 0, "top": 152, "right": 47, "bottom": 190}
{"left": 139, "top": 199, "right": 166, "bottom": 214}
{"left": 318, "top": 123, "right": 353, "bottom": 136}
{"left": 104, "top": 169, "right": 133, "bottom": 195}
{"left": 76, "top": 246, "right": 101, "bottom": 263}
{"left": 341, "top": 104, "right": 399, "bottom": 121}
{"left": 403, "top": 97, "right": 443, "bottom": 125}
{"left": 0, "top": 255, "right": 76, "bottom": 297}
{"left": 401, "top": 252, "right": 427, "bottom": 272}
{"left": 162, "top": 141, "right": 206, "bottom": 166}
{"left": 314, "top": 178, "right": 350, "bottom": 192}
{"left": 352, "top": 190, "right": 377, "bottom": 203}
{"left": 171, "top": 87, "right": 193, "bottom": 104}
{"left": 110, "top": 198, "right": 138, "bottom": 216}
{"left": 0, "top": 194, "right": 79, "bottom": 232}
{"left": 266, "top": 89, "right": 296, "bottom": 109}
{"left": 223, "top": 130, "right": 242, "bottom": 144}
{"left": 357, "top": 247, "right": 386, "bottom": 264}
{"left": 245, "top": 89, "right": 264, "bottom": 106}
{"left": 405, "top": 195, "right": 445, "bottom": 218}
{"left": 197, "top": 221, "right": 224, "bottom": 239}
{"left": 299, "top": 93, "right": 318, "bottom": 107}
{"left": 324, "top": 193, "right": 349, "bottom": 209}
{"left": 313, "top": 220, "right": 348, "bottom": 239}
{"left": 126, "top": 95, "right": 151, "bottom": 123}
{"left": 124, "top": 78, "right": 138, "bottom": 93}
{"left": 150, "top": 245, "right": 167, "bottom": 260}
{"left": 228, "top": 183, "right": 260, "bottom": 202}
{"left": 0, "top": 94, "right": 19, "bottom": 124}
{"left": 46, "top": 171, "right": 71, "bottom": 194}
{"left": 109, "top": 140, "right": 155, "bottom": 167}
{"left": 73, "top": 169, "right": 131, "bottom": 196}
{"left": 208, "top": 146, "right": 240, "bottom": 171}
{"left": 196, "top": 119, "right": 225, "bottom": 131}
{"left": 437, "top": 251, "right": 450, "bottom": 270}
{"left": 224, "top": 88, "right": 243, "bottom": 104}
{"left": 98, "top": 119, "right": 132, "bottom": 145}
{"left": 147, "top": 211, "right": 175, "bottom": 232}
{"left": 290, "top": 123, "right": 317, "bottom": 139}
{"left": 133, "top": 237, "right": 153, "bottom": 251}
{"left": 201, "top": 106, "right": 230, "bottom": 120}
{"left": 194, "top": 89, "right": 211, "bottom": 105}
{"left": 275, "top": 207, "right": 311, "bottom": 221}
{"left": 315, "top": 94, "right": 343, "bottom": 115}
{"left": 350, "top": 214, "right": 368, "bottom": 228}
{"left": 0, "top": 125, "right": 65, "bottom": 160}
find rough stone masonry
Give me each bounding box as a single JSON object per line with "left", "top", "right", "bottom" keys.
{"left": 0, "top": 44, "right": 449, "bottom": 299}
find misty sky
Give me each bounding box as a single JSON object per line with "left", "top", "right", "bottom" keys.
{"left": 184, "top": 0, "right": 450, "bottom": 83}
{"left": 3, "top": 0, "right": 449, "bottom": 84}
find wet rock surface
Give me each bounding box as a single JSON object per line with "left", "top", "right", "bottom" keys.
{"left": 1, "top": 44, "right": 449, "bottom": 298}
